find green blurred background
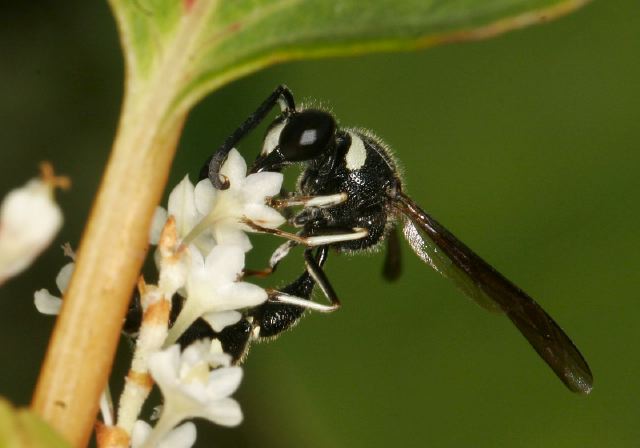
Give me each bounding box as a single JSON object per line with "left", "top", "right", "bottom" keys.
{"left": 1, "top": 1, "right": 639, "bottom": 446}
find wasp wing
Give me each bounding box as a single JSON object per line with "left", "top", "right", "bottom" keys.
{"left": 382, "top": 225, "right": 402, "bottom": 281}
{"left": 395, "top": 192, "right": 593, "bottom": 394}
{"left": 403, "top": 218, "right": 500, "bottom": 312}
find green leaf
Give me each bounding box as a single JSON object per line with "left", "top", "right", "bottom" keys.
{"left": 0, "top": 398, "right": 71, "bottom": 448}
{"left": 109, "top": 0, "right": 591, "bottom": 119}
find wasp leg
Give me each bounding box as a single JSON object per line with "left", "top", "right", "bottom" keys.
{"left": 269, "top": 240, "right": 298, "bottom": 270}
{"left": 251, "top": 272, "right": 315, "bottom": 339}
{"left": 302, "top": 245, "right": 340, "bottom": 310}
{"left": 278, "top": 187, "right": 296, "bottom": 220}
{"left": 242, "top": 267, "right": 274, "bottom": 278}
{"left": 242, "top": 240, "right": 298, "bottom": 280}
{"left": 201, "top": 85, "right": 296, "bottom": 187}
{"left": 242, "top": 223, "right": 341, "bottom": 279}
{"left": 270, "top": 192, "right": 348, "bottom": 209}
{"left": 250, "top": 247, "right": 327, "bottom": 339}
{"left": 241, "top": 218, "right": 368, "bottom": 246}
{"left": 267, "top": 246, "right": 340, "bottom": 313}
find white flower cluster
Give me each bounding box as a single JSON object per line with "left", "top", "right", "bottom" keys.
{"left": 35, "top": 150, "right": 285, "bottom": 448}
{"left": 153, "top": 149, "right": 284, "bottom": 345}
{"left": 135, "top": 150, "right": 284, "bottom": 446}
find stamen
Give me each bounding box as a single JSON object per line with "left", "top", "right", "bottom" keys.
{"left": 39, "top": 161, "right": 71, "bottom": 190}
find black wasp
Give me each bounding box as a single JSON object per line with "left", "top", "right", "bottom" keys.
{"left": 153, "top": 85, "right": 593, "bottom": 394}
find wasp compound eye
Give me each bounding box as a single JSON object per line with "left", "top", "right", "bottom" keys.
{"left": 278, "top": 109, "right": 336, "bottom": 161}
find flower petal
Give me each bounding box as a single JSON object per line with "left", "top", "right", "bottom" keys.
{"left": 206, "top": 367, "right": 243, "bottom": 400}
{"left": 193, "top": 235, "right": 216, "bottom": 258}
{"left": 132, "top": 420, "right": 196, "bottom": 448}
{"left": 204, "top": 245, "right": 245, "bottom": 284}
{"left": 210, "top": 339, "right": 224, "bottom": 356}
{"left": 159, "top": 422, "right": 196, "bottom": 448}
{"left": 242, "top": 204, "right": 286, "bottom": 229}
{"left": 148, "top": 345, "right": 182, "bottom": 388}
{"left": 34, "top": 289, "right": 62, "bottom": 315}
{"left": 215, "top": 282, "right": 267, "bottom": 310}
{"left": 194, "top": 179, "right": 216, "bottom": 216}
{"left": 168, "top": 176, "right": 199, "bottom": 238}
{"left": 220, "top": 149, "right": 247, "bottom": 190}
{"left": 208, "top": 351, "right": 232, "bottom": 369}
{"left": 242, "top": 171, "right": 283, "bottom": 202}
{"left": 55, "top": 262, "right": 75, "bottom": 293}
{"left": 213, "top": 226, "right": 252, "bottom": 253}
{"left": 201, "top": 310, "right": 242, "bottom": 332}
{"left": 181, "top": 340, "right": 211, "bottom": 369}
{"left": 201, "top": 398, "right": 243, "bottom": 427}
{"left": 187, "top": 245, "right": 205, "bottom": 271}
{"left": 131, "top": 420, "right": 152, "bottom": 448}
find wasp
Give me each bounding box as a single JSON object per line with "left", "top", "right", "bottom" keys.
{"left": 170, "top": 85, "right": 593, "bottom": 394}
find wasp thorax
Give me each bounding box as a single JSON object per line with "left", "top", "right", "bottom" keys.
{"left": 278, "top": 109, "right": 336, "bottom": 162}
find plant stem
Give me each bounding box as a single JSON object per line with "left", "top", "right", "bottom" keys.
{"left": 31, "top": 83, "right": 185, "bottom": 446}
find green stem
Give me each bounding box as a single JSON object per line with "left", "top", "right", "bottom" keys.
{"left": 31, "top": 92, "right": 185, "bottom": 448}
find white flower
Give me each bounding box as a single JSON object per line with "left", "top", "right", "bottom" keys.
{"left": 0, "top": 175, "right": 65, "bottom": 284}
{"left": 184, "top": 148, "right": 285, "bottom": 252}
{"left": 165, "top": 244, "right": 266, "bottom": 345}
{"left": 152, "top": 150, "right": 284, "bottom": 257}
{"left": 153, "top": 176, "right": 215, "bottom": 256}
{"left": 142, "top": 342, "right": 243, "bottom": 446}
{"left": 131, "top": 420, "right": 196, "bottom": 448}
{"left": 34, "top": 262, "right": 74, "bottom": 315}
